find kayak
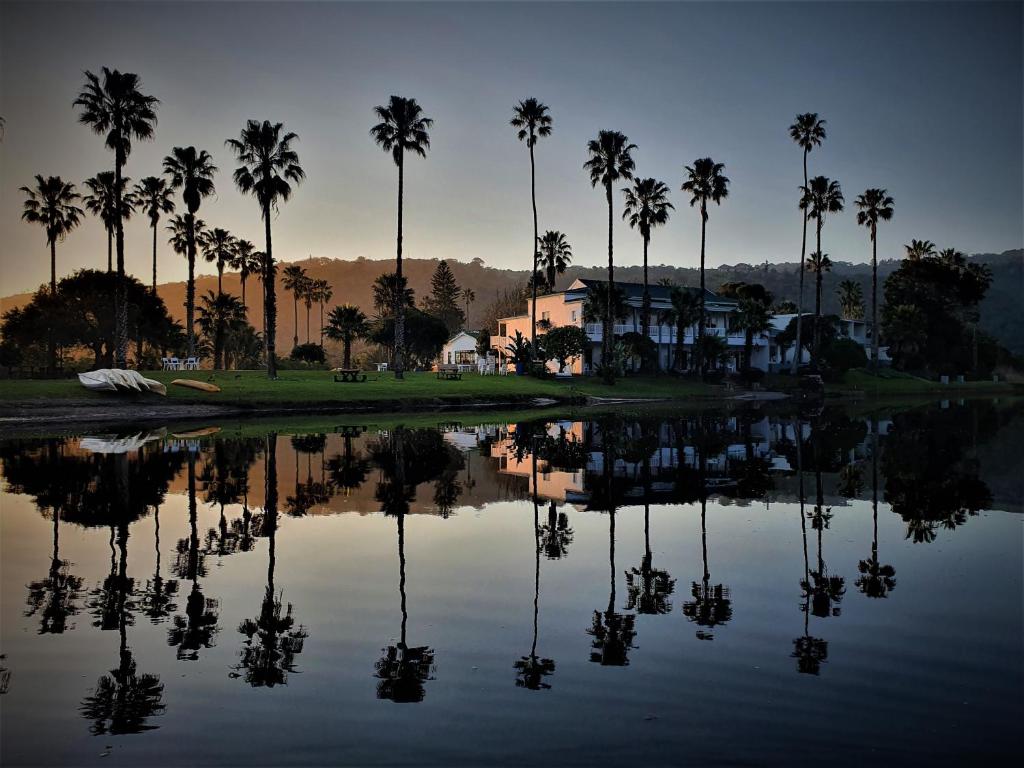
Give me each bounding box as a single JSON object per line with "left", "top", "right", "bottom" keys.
{"left": 170, "top": 379, "right": 221, "bottom": 393}
{"left": 78, "top": 369, "right": 167, "bottom": 396}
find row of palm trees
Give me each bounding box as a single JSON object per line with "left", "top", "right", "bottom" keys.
{"left": 19, "top": 74, "right": 899, "bottom": 381}
{"left": 281, "top": 265, "right": 333, "bottom": 349}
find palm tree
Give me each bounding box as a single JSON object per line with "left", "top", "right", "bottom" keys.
{"left": 854, "top": 189, "right": 894, "bottom": 371}
{"left": 511, "top": 98, "right": 553, "bottom": 359}
{"left": 82, "top": 172, "right": 136, "bottom": 274}
{"left": 788, "top": 113, "right": 827, "bottom": 374}
{"left": 163, "top": 146, "right": 217, "bottom": 359}
{"left": 196, "top": 290, "right": 246, "bottom": 370}
{"left": 800, "top": 176, "right": 844, "bottom": 363}
{"left": 836, "top": 279, "right": 864, "bottom": 320}
{"left": 199, "top": 228, "right": 237, "bottom": 297}
{"left": 462, "top": 288, "right": 476, "bottom": 327}
{"left": 133, "top": 176, "right": 175, "bottom": 293}
{"left": 226, "top": 120, "right": 305, "bottom": 379}
{"left": 74, "top": 68, "right": 158, "bottom": 369}
{"left": 371, "top": 96, "right": 433, "bottom": 380}
{"left": 622, "top": 177, "right": 673, "bottom": 365}
{"left": 536, "top": 231, "right": 572, "bottom": 294}
{"left": 325, "top": 304, "right": 368, "bottom": 368}
{"left": 806, "top": 250, "right": 833, "bottom": 354}
{"left": 281, "top": 264, "right": 308, "bottom": 350}
{"left": 663, "top": 285, "right": 701, "bottom": 372}
{"left": 584, "top": 131, "right": 636, "bottom": 383}
{"left": 229, "top": 238, "right": 260, "bottom": 314}
{"left": 904, "top": 238, "right": 936, "bottom": 260}
{"left": 311, "top": 278, "right": 332, "bottom": 347}
{"left": 734, "top": 297, "right": 772, "bottom": 371}
{"left": 681, "top": 158, "right": 730, "bottom": 375}
{"left": 20, "top": 175, "right": 83, "bottom": 295}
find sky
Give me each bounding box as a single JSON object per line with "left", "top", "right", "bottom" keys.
{"left": 1, "top": 0, "right": 1021, "bottom": 295}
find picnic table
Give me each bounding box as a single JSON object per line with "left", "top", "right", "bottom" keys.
{"left": 333, "top": 368, "right": 367, "bottom": 383}
{"left": 436, "top": 365, "right": 462, "bottom": 381}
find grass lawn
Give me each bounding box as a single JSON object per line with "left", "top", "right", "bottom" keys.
{"left": 0, "top": 369, "right": 715, "bottom": 406}
{"left": 828, "top": 368, "right": 1018, "bottom": 396}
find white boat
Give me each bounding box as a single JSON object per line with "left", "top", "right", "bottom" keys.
{"left": 77, "top": 369, "right": 167, "bottom": 396}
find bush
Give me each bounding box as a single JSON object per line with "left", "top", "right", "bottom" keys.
{"left": 820, "top": 338, "right": 868, "bottom": 377}
{"left": 290, "top": 343, "right": 326, "bottom": 364}
{"left": 737, "top": 367, "right": 765, "bottom": 385}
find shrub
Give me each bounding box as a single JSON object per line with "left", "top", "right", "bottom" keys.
{"left": 289, "top": 343, "right": 327, "bottom": 364}
{"left": 820, "top": 338, "right": 868, "bottom": 376}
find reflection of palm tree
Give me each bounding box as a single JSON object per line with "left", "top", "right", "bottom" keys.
{"left": 802, "top": 429, "right": 845, "bottom": 618}
{"left": 625, "top": 455, "right": 675, "bottom": 615}
{"left": 168, "top": 453, "right": 219, "bottom": 660}
{"left": 81, "top": 489, "right": 165, "bottom": 734}
{"left": 327, "top": 434, "right": 370, "bottom": 496}
{"left": 514, "top": 451, "right": 556, "bottom": 689}
{"left": 233, "top": 434, "right": 308, "bottom": 687}
{"left": 375, "top": 508, "right": 435, "bottom": 702}
{"left": 25, "top": 475, "right": 84, "bottom": 634}
{"left": 139, "top": 504, "right": 178, "bottom": 623}
{"left": 540, "top": 500, "right": 573, "bottom": 560}
{"left": 791, "top": 418, "right": 828, "bottom": 674}
{"left": 857, "top": 420, "right": 896, "bottom": 599}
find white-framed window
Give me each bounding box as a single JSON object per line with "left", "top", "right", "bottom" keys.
{"left": 541, "top": 311, "right": 550, "bottom": 322}
{"left": 571, "top": 310, "right": 578, "bottom": 323}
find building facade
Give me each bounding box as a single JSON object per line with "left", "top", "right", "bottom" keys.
{"left": 493, "top": 278, "right": 769, "bottom": 374}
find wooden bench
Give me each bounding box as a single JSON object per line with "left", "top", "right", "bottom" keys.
{"left": 333, "top": 368, "right": 367, "bottom": 383}
{"left": 436, "top": 365, "right": 462, "bottom": 381}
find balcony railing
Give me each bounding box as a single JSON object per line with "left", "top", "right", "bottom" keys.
{"left": 582, "top": 323, "right": 755, "bottom": 345}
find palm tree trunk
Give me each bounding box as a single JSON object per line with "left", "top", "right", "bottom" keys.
{"left": 813, "top": 218, "right": 822, "bottom": 362}
{"left": 293, "top": 296, "right": 299, "bottom": 349}
{"left": 319, "top": 301, "right": 325, "bottom": 347}
{"left": 697, "top": 205, "right": 707, "bottom": 375}
{"left": 870, "top": 225, "right": 879, "bottom": 371}
{"left": 642, "top": 233, "right": 651, "bottom": 372}
{"left": 264, "top": 207, "right": 277, "bottom": 378}
{"left": 186, "top": 214, "right": 196, "bottom": 359}
{"left": 792, "top": 148, "right": 809, "bottom": 375}
{"left": 218, "top": 263, "right": 223, "bottom": 297}
{"left": 151, "top": 222, "right": 158, "bottom": 294}
{"left": 343, "top": 337, "right": 352, "bottom": 369}
{"left": 394, "top": 155, "right": 405, "bottom": 380}
{"left": 240, "top": 275, "right": 247, "bottom": 315}
{"left": 604, "top": 181, "right": 614, "bottom": 384}
{"left": 529, "top": 139, "right": 539, "bottom": 362}
{"left": 48, "top": 238, "right": 57, "bottom": 373}
{"left": 306, "top": 304, "right": 311, "bottom": 345}
{"left": 114, "top": 151, "right": 128, "bottom": 369}
{"left": 107, "top": 227, "right": 112, "bottom": 273}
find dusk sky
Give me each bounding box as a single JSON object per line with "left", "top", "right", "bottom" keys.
{"left": 1, "top": 0, "right": 1021, "bottom": 295}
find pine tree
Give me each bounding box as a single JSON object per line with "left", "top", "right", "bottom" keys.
{"left": 422, "top": 260, "right": 465, "bottom": 334}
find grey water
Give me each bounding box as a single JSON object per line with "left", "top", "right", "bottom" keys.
{"left": 1, "top": 399, "right": 1022, "bottom": 766}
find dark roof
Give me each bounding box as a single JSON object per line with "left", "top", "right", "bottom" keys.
{"left": 574, "top": 279, "right": 736, "bottom": 306}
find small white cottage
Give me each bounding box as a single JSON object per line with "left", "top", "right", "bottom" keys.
{"left": 439, "top": 330, "right": 487, "bottom": 369}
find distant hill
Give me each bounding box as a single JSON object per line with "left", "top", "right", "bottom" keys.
{"left": 3, "top": 250, "right": 1021, "bottom": 354}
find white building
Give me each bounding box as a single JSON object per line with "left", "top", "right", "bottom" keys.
{"left": 494, "top": 278, "right": 770, "bottom": 374}
{"left": 768, "top": 313, "right": 890, "bottom": 371}
{"left": 439, "top": 330, "right": 489, "bottom": 369}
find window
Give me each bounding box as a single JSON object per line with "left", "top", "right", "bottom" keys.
{"left": 499, "top": 323, "right": 507, "bottom": 336}
{"left": 541, "top": 311, "right": 550, "bottom": 322}
{"left": 455, "top": 350, "right": 476, "bottom": 365}
{"left": 571, "top": 310, "right": 578, "bottom": 323}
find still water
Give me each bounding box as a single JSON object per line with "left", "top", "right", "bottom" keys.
{"left": 1, "top": 400, "right": 1022, "bottom": 766}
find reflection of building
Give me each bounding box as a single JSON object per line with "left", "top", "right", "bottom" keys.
{"left": 493, "top": 279, "right": 764, "bottom": 374}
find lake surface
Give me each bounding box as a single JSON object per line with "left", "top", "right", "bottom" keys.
{"left": 1, "top": 399, "right": 1022, "bottom": 766}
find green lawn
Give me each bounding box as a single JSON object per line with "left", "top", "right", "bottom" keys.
{"left": 0, "top": 369, "right": 714, "bottom": 406}
{"left": 829, "top": 368, "right": 1018, "bottom": 396}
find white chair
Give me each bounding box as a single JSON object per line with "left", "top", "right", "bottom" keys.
{"left": 169, "top": 357, "right": 181, "bottom": 371}
{"left": 377, "top": 362, "right": 388, "bottom": 372}
{"left": 184, "top": 357, "right": 198, "bottom": 371}
{"left": 161, "top": 357, "right": 171, "bottom": 371}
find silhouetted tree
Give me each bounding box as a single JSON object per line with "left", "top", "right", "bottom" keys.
{"left": 623, "top": 177, "right": 673, "bottom": 367}
{"left": 134, "top": 176, "right": 175, "bottom": 293}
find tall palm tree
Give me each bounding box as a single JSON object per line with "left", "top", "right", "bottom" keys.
{"left": 196, "top": 290, "right": 246, "bottom": 370}
{"left": 836, "top": 279, "right": 864, "bottom": 320}
{"left": 82, "top": 172, "right": 136, "bottom": 274}
{"left": 199, "top": 227, "right": 236, "bottom": 297}
{"left": 20, "top": 175, "right": 83, "bottom": 295}
{"left": 854, "top": 189, "right": 894, "bottom": 371}
{"left": 511, "top": 98, "right": 553, "bottom": 358}
{"left": 788, "top": 113, "right": 827, "bottom": 375}
{"left": 226, "top": 120, "right": 305, "bottom": 379}
{"left": 229, "top": 238, "right": 260, "bottom": 314}
{"left": 281, "top": 265, "right": 308, "bottom": 350}
{"left": 133, "top": 176, "right": 175, "bottom": 293}
{"left": 311, "top": 279, "right": 332, "bottom": 347}
{"left": 584, "top": 131, "right": 636, "bottom": 383}
{"left": 681, "top": 158, "right": 729, "bottom": 375}
{"left": 371, "top": 96, "right": 433, "bottom": 380}
{"left": 806, "top": 250, "right": 833, "bottom": 354}
{"left": 536, "top": 231, "right": 572, "bottom": 294}
{"left": 623, "top": 177, "right": 673, "bottom": 365}
{"left": 904, "top": 238, "right": 935, "bottom": 260}
{"left": 800, "top": 176, "right": 844, "bottom": 363}
{"left": 325, "top": 304, "right": 368, "bottom": 368}
{"left": 74, "top": 68, "right": 159, "bottom": 369}
{"left": 663, "top": 285, "right": 701, "bottom": 372}
{"left": 163, "top": 146, "right": 217, "bottom": 358}
{"left": 462, "top": 288, "right": 476, "bottom": 327}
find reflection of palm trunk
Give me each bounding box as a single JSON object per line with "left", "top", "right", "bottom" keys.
{"left": 796, "top": 419, "right": 808, "bottom": 583}
{"left": 266, "top": 433, "right": 279, "bottom": 595}
{"left": 814, "top": 433, "right": 824, "bottom": 575}
{"left": 398, "top": 510, "right": 407, "bottom": 648}
{"left": 607, "top": 508, "right": 616, "bottom": 614}
{"left": 871, "top": 416, "right": 879, "bottom": 568}
{"left": 700, "top": 498, "right": 710, "bottom": 588}
{"left": 187, "top": 454, "right": 199, "bottom": 582}
{"left": 531, "top": 451, "right": 541, "bottom": 661}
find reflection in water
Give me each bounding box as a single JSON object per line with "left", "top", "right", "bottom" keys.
{"left": 232, "top": 434, "right": 308, "bottom": 688}
{"left": 1, "top": 398, "right": 1020, "bottom": 761}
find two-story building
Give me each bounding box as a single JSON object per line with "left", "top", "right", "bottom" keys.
{"left": 493, "top": 278, "right": 769, "bottom": 374}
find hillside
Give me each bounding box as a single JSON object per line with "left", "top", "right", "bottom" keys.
{"left": 2, "top": 250, "right": 1021, "bottom": 354}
